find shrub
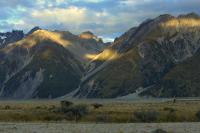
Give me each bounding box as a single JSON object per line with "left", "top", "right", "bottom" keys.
{"left": 48, "top": 105, "right": 56, "bottom": 111}
{"left": 4, "top": 105, "right": 11, "bottom": 110}
{"left": 163, "top": 107, "right": 176, "bottom": 113}
{"left": 35, "top": 106, "right": 42, "bottom": 109}
{"left": 196, "top": 110, "right": 200, "bottom": 120}
{"left": 62, "top": 104, "right": 89, "bottom": 122}
{"left": 91, "top": 103, "right": 103, "bottom": 109}
{"left": 95, "top": 114, "right": 109, "bottom": 123}
{"left": 151, "top": 129, "right": 168, "bottom": 133}
{"left": 60, "top": 100, "right": 73, "bottom": 110}
{"left": 38, "top": 105, "right": 48, "bottom": 110}
{"left": 134, "top": 110, "right": 159, "bottom": 122}
{"left": 164, "top": 112, "right": 177, "bottom": 122}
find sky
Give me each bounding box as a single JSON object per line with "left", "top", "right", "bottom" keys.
{"left": 0, "top": 0, "right": 200, "bottom": 42}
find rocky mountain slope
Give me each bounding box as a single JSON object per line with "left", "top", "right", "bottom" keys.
{"left": 0, "top": 29, "right": 105, "bottom": 98}
{"left": 141, "top": 48, "right": 200, "bottom": 97}
{"left": 0, "top": 30, "right": 24, "bottom": 48}
{"left": 74, "top": 13, "right": 200, "bottom": 98}
{"left": 1, "top": 13, "right": 200, "bottom": 99}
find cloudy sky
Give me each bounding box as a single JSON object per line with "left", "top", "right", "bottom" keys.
{"left": 0, "top": 0, "right": 200, "bottom": 41}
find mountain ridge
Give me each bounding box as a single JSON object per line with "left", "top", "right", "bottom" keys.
{"left": 0, "top": 28, "right": 106, "bottom": 98}
{"left": 74, "top": 12, "right": 200, "bottom": 98}
{"left": 1, "top": 12, "right": 200, "bottom": 99}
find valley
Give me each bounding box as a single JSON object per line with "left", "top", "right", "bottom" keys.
{"left": 0, "top": 0, "right": 200, "bottom": 132}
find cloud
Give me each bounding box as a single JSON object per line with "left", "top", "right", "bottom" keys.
{"left": 27, "top": 5, "right": 140, "bottom": 36}
{"left": 72, "top": 0, "right": 106, "bottom": 3}
{"left": 31, "top": 6, "right": 87, "bottom": 24}
{"left": 0, "top": 0, "right": 199, "bottom": 40}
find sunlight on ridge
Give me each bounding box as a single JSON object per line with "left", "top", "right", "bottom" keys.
{"left": 15, "top": 30, "right": 72, "bottom": 49}
{"left": 161, "top": 18, "right": 200, "bottom": 29}
{"left": 85, "top": 49, "right": 120, "bottom": 61}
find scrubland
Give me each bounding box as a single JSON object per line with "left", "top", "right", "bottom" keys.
{"left": 0, "top": 99, "right": 200, "bottom": 123}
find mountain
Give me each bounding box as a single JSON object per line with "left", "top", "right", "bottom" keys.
{"left": 0, "top": 29, "right": 105, "bottom": 99}
{"left": 1, "top": 13, "right": 200, "bottom": 99}
{"left": 74, "top": 13, "right": 200, "bottom": 98}
{"left": 26, "top": 26, "right": 41, "bottom": 36}
{"left": 0, "top": 30, "right": 24, "bottom": 48}
{"left": 0, "top": 27, "right": 41, "bottom": 49}
{"left": 141, "top": 48, "right": 200, "bottom": 97}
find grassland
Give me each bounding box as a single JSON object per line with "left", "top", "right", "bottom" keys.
{"left": 0, "top": 99, "right": 200, "bottom": 123}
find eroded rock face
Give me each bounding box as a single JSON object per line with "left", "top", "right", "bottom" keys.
{"left": 137, "top": 14, "right": 200, "bottom": 86}
{"left": 138, "top": 32, "right": 200, "bottom": 86}
{"left": 5, "top": 69, "right": 44, "bottom": 99}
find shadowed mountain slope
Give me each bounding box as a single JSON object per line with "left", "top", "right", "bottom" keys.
{"left": 0, "top": 29, "right": 105, "bottom": 98}
{"left": 74, "top": 13, "right": 200, "bottom": 98}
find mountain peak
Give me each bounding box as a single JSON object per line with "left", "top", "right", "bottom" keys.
{"left": 27, "top": 26, "right": 41, "bottom": 36}
{"left": 79, "top": 31, "right": 96, "bottom": 39}
{"left": 81, "top": 31, "right": 94, "bottom": 35}
{"left": 178, "top": 12, "right": 200, "bottom": 19}
{"left": 79, "top": 31, "right": 104, "bottom": 43}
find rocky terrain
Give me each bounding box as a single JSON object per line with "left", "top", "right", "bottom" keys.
{"left": 0, "top": 30, "right": 24, "bottom": 48}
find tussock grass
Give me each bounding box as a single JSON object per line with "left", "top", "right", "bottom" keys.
{"left": 0, "top": 100, "right": 200, "bottom": 123}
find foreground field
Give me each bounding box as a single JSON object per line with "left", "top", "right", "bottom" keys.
{"left": 0, "top": 122, "right": 200, "bottom": 133}
{"left": 0, "top": 99, "right": 200, "bottom": 123}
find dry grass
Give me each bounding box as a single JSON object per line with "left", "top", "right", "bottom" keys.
{"left": 0, "top": 100, "right": 200, "bottom": 123}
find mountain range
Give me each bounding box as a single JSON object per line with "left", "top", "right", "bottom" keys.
{"left": 0, "top": 12, "right": 200, "bottom": 99}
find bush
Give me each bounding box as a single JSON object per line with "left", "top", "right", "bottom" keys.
{"left": 151, "top": 129, "right": 168, "bottom": 133}
{"left": 163, "top": 107, "right": 176, "bottom": 113}
{"left": 164, "top": 111, "right": 178, "bottom": 122}
{"left": 60, "top": 100, "right": 73, "bottom": 110}
{"left": 62, "top": 104, "right": 89, "bottom": 122}
{"left": 134, "top": 110, "right": 159, "bottom": 122}
{"left": 91, "top": 103, "right": 103, "bottom": 109}
{"left": 4, "top": 105, "right": 11, "bottom": 110}
{"left": 48, "top": 105, "right": 56, "bottom": 111}
{"left": 95, "top": 114, "right": 109, "bottom": 123}
{"left": 35, "top": 106, "right": 41, "bottom": 109}
{"left": 196, "top": 110, "right": 200, "bottom": 120}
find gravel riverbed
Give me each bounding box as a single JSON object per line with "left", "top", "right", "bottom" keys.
{"left": 0, "top": 122, "right": 199, "bottom": 133}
